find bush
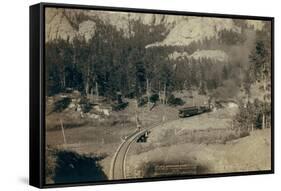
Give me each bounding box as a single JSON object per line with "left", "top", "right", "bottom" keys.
{"left": 79, "top": 97, "right": 93, "bottom": 113}
{"left": 125, "top": 91, "right": 135, "bottom": 99}
{"left": 82, "top": 103, "right": 93, "bottom": 113}
{"left": 150, "top": 94, "right": 159, "bottom": 103}
{"left": 137, "top": 94, "right": 159, "bottom": 107}
{"left": 112, "top": 102, "right": 129, "bottom": 111}
{"left": 167, "top": 94, "right": 185, "bottom": 106}
{"left": 53, "top": 97, "right": 71, "bottom": 112}
{"left": 138, "top": 97, "right": 148, "bottom": 107}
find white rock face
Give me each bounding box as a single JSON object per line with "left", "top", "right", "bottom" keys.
{"left": 190, "top": 50, "right": 229, "bottom": 62}
{"left": 45, "top": 8, "right": 178, "bottom": 42}
{"left": 168, "top": 50, "right": 229, "bottom": 62}
{"left": 88, "top": 10, "right": 180, "bottom": 29}
{"left": 78, "top": 20, "right": 96, "bottom": 41}
{"left": 46, "top": 8, "right": 76, "bottom": 42}
{"left": 147, "top": 16, "right": 241, "bottom": 47}
{"left": 168, "top": 51, "right": 190, "bottom": 60}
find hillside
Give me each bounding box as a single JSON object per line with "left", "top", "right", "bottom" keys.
{"left": 46, "top": 8, "right": 266, "bottom": 44}
{"left": 45, "top": 8, "right": 179, "bottom": 42}
{"left": 147, "top": 16, "right": 241, "bottom": 47}
{"left": 126, "top": 123, "right": 271, "bottom": 178}
{"left": 45, "top": 7, "right": 268, "bottom": 71}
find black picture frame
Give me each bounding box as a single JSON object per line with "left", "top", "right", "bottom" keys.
{"left": 30, "top": 2, "right": 274, "bottom": 188}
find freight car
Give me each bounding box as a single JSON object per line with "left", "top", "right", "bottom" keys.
{"left": 178, "top": 105, "right": 210, "bottom": 118}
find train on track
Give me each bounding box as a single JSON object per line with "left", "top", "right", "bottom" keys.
{"left": 178, "top": 105, "right": 211, "bottom": 118}
{"left": 137, "top": 130, "right": 150, "bottom": 143}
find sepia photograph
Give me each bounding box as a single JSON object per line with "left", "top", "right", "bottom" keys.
{"left": 44, "top": 6, "right": 272, "bottom": 185}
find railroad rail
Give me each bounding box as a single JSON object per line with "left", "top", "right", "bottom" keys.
{"left": 110, "top": 119, "right": 177, "bottom": 180}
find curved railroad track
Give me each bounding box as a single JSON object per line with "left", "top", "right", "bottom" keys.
{"left": 110, "top": 119, "right": 177, "bottom": 180}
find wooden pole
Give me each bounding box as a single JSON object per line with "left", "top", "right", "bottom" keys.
{"left": 90, "top": 88, "right": 94, "bottom": 103}
{"left": 95, "top": 81, "right": 99, "bottom": 102}
{"left": 158, "top": 81, "right": 162, "bottom": 104}
{"left": 60, "top": 119, "right": 67, "bottom": 145}
{"left": 146, "top": 79, "right": 150, "bottom": 111}
{"left": 85, "top": 65, "right": 90, "bottom": 98}
{"left": 164, "top": 83, "right": 166, "bottom": 105}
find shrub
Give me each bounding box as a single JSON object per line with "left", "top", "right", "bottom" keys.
{"left": 53, "top": 97, "right": 71, "bottom": 112}
{"left": 125, "top": 91, "right": 135, "bottom": 99}
{"left": 112, "top": 102, "right": 129, "bottom": 111}
{"left": 150, "top": 94, "right": 159, "bottom": 103}
{"left": 167, "top": 94, "right": 185, "bottom": 106}
{"left": 82, "top": 103, "right": 92, "bottom": 113}
{"left": 138, "top": 97, "right": 148, "bottom": 107}
{"left": 137, "top": 94, "right": 159, "bottom": 107}
{"left": 79, "top": 97, "right": 93, "bottom": 113}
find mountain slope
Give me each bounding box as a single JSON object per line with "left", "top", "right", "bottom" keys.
{"left": 45, "top": 8, "right": 181, "bottom": 42}
{"left": 147, "top": 16, "right": 241, "bottom": 48}
{"left": 45, "top": 7, "right": 268, "bottom": 66}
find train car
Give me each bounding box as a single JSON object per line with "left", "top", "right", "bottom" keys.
{"left": 178, "top": 105, "right": 210, "bottom": 118}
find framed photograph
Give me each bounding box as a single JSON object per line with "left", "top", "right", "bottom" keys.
{"left": 30, "top": 2, "right": 274, "bottom": 188}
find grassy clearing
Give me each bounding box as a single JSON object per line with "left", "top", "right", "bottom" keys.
{"left": 130, "top": 127, "right": 249, "bottom": 156}
{"left": 129, "top": 105, "right": 239, "bottom": 155}
{"left": 125, "top": 103, "right": 270, "bottom": 178}
{"left": 126, "top": 128, "right": 270, "bottom": 179}
{"left": 46, "top": 111, "right": 133, "bottom": 131}
{"left": 46, "top": 111, "right": 137, "bottom": 178}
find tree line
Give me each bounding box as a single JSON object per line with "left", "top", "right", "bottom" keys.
{"left": 235, "top": 22, "right": 272, "bottom": 130}
{"left": 46, "top": 17, "right": 271, "bottom": 115}
{"left": 46, "top": 18, "right": 171, "bottom": 100}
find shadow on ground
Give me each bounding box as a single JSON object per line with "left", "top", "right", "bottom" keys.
{"left": 142, "top": 160, "right": 209, "bottom": 178}
{"left": 54, "top": 150, "right": 107, "bottom": 184}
